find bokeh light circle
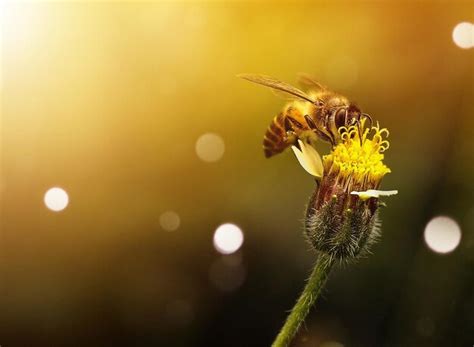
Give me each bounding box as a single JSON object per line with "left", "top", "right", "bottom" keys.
{"left": 159, "top": 211, "right": 181, "bottom": 231}
{"left": 424, "top": 216, "right": 461, "bottom": 254}
{"left": 213, "top": 223, "right": 244, "bottom": 254}
{"left": 195, "top": 133, "right": 225, "bottom": 162}
{"left": 452, "top": 22, "right": 473, "bottom": 49}
{"left": 44, "top": 187, "right": 69, "bottom": 212}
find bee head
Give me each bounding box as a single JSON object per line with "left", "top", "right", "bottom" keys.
{"left": 334, "top": 104, "right": 362, "bottom": 129}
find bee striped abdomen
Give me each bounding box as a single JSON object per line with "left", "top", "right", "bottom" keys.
{"left": 263, "top": 113, "right": 289, "bottom": 158}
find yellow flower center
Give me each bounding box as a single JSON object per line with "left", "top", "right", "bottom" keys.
{"left": 323, "top": 122, "right": 391, "bottom": 186}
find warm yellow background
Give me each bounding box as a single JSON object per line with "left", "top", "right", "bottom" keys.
{"left": 1, "top": 2, "right": 473, "bottom": 346}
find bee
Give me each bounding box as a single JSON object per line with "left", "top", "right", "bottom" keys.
{"left": 239, "top": 74, "right": 372, "bottom": 158}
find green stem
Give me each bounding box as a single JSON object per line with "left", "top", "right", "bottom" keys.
{"left": 271, "top": 254, "right": 335, "bottom": 347}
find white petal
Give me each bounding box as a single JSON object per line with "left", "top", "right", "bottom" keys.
{"left": 350, "top": 189, "right": 398, "bottom": 201}
{"left": 291, "top": 140, "right": 323, "bottom": 178}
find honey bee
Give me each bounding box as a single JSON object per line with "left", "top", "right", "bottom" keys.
{"left": 239, "top": 74, "right": 372, "bottom": 158}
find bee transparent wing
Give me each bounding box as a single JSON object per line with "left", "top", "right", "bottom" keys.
{"left": 297, "top": 73, "right": 325, "bottom": 91}
{"left": 270, "top": 89, "right": 307, "bottom": 101}
{"left": 238, "top": 74, "right": 315, "bottom": 103}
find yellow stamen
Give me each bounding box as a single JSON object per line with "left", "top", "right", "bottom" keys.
{"left": 323, "top": 122, "right": 391, "bottom": 186}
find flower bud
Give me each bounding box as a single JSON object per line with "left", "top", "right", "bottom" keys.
{"left": 305, "top": 187, "right": 381, "bottom": 260}
{"left": 295, "top": 122, "right": 397, "bottom": 261}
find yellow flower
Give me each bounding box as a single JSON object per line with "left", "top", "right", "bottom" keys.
{"left": 293, "top": 120, "right": 397, "bottom": 200}
{"left": 296, "top": 120, "right": 398, "bottom": 260}
{"left": 323, "top": 122, "right": 394, "bottom": 194}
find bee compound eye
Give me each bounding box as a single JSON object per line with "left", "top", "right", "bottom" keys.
{"left": 334, "top": 108, "right": 347, "bottom": 128}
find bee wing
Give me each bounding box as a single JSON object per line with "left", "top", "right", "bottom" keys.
{"left": 270, "top": 89, "right": 308, "bottom": 101}
{"left": 297, "top": 73, "right": 325, "bottom": 91}
{"left": 238, "top": 74, "right": 315, "bottom": 103}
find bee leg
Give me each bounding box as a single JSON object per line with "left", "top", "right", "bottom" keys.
{"left": 283, "top": 116, "right": 303, "bottom": 149}
{"left": 284, "top": 116, "right": 293, "bottom": 132}
{"left": 304, "top": 115, "right": 317, "bottom": 129}
{"left": 287, "top": 116, "right": 305, "bottom": 130}
{"left": 343, "top": 108, "right": 359, "bottom": 136}
{"left": 317, "top": 128, "right": 334, "bottom": 144}
{"left": 305, "top": 115, "right": 332, "bottom": 144}
{"left": 323, "top": 113, "right": 337, "bottom": 146}
{"left": 285, "top": 130, "right": 298, "bottom": 148}
{"left": 344, "top": 109, "right": 364, "bottom": 144}
{"left": 343, "top": 108, "right": 352, "bottom": 127}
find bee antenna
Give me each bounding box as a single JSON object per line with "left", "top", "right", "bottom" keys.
{"left": 361, "top": 113, "right": 373, "bottom": 129}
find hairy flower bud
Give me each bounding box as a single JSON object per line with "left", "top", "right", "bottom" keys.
{"left": 294, "top": 122, "right": 397, "bottom": 261}
{"left": 305, "top": 187, "right": 381, "bottom": 260}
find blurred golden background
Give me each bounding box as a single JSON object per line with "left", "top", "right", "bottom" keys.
{"left": 1, "top": 1, "right": 473, "bottom": 346}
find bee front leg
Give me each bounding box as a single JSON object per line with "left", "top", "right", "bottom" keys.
{"left": 361, "top": 113, "right": 373, "bottom": 129}
{"left": 304, "top": 115, "right": 317, "bottom": 129}
{"left": 323, "top": 112, "right": 337, "bottom": 146}
{"left": 304, "top": 115, "right": 332, "bottom": 144}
